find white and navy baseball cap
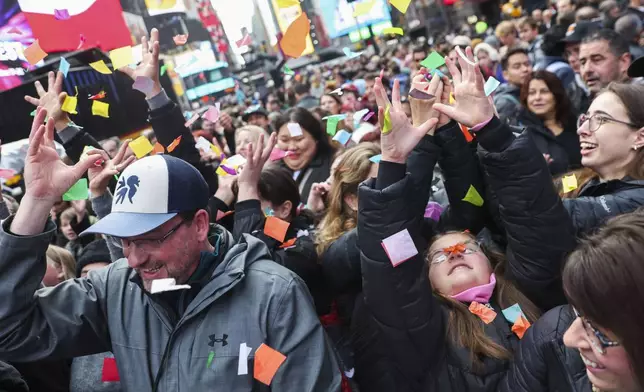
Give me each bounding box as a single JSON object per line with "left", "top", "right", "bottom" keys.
{"left": 81, "top": 155, "right": 209, "bottom": 238}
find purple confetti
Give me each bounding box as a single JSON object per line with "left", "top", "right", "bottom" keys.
{"left": 424, "top": 202, "right": 443, "bottom": 221}
{"left": 54, "top": 9, "right": 71, "bottom": 21}
{"left": 220, "top": 165, "right": 237, "bottom": 175}
{"left": 363, "top": 111, "right": 375, "bottom": 121}
{"left": 409, "top": 89, "right": 435, "bottom": 100}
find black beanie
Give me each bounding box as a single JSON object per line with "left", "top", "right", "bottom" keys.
{"left": 75, "top": 239, "right": 111, "bottom": 278}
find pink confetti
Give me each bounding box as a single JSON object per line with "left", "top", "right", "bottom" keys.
{"left": 424, "top": 202, "right": 443, "bottom": 221}
{"left": 132, "top": 76, "right": 154, "bottom": 95}
{"left": 202, "top": 104, "right": 220, "bottom": 123}
{"left": 236, "top": 34, "right": 252, "bottom": 48}
{"left": 0, "top": 168, "right": 17, "bottom": 179}
{"left": 7, "top": 27, "right": 21, "bottom": 35}
{"left": 76, "top": 34, "right": 86, "bottom": 51}
{"left": 363, "top": 111, "right": 375, "bottom": 121}
{"left": 54, "top": 9, "right": 70, "bottom": 20}
{"left": 184, "top": 113, "right": 200, "bottom": 128}
{"left": 269, "top": 148, "right": 291, "bottom": 161}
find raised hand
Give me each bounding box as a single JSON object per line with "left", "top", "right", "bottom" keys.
{"left": 237, "top": 132, "right": 277, "bottom": 201}
{"left": 409, "top": 71, "right": 443, "bottom": 132}
{"left": 306, "top": 182, "right": 331, "bottom": 213}
{"left": 433, "top": 47, "right": 495, "bottom": 128}
{"left": 374, "top": 77, "right": 438, "bottom": 164}
{"left": 24, "top": 71, "right": 69, "bottom": 131}
{"left": 87, "top": 140, "right": 136, "bottom": 197}
{"left": 23, "top": 108, "right": 96, "bottom": 204}
{"left": 119, "top": 28, "right": 161, "bottom": 99}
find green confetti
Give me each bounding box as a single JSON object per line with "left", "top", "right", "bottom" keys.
{"left": 160, "top": 64, "right": 167, "bottom": 76}
{"left": 63, "top": 178, "right": 89, "bottom": 201}
{"left": 462, "top": 185, "right": 484, "bottom": 207}
{"left": 206, "top": 351, "right": 215, "bottom": 369}
{"left": 282, "top": 65, "right": 294, "bottom": 75}
{"left": 30, "top": 109, "right": 36, "bottom": 117}
{"left": 326, "top": 117, "right": 341, "bottom": 136}
{"left": 420, "top": 52, "right": 445, "bottom": 70}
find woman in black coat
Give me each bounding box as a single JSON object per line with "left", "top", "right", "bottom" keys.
{"left": 273, "top": 107, "right": 336, "bottom": 201}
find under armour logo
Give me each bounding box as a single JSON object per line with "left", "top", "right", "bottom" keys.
{"left": 208, "top": 334, "right": 228, "bottom": 347}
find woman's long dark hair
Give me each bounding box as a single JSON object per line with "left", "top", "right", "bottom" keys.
{"left": 273, "top": 107, "right": 335, "bottom": 157}
{"left": 563, "top": 209, "right": 644, "bottom": 389}
{"left": 520, "top": 70, "right": 574, "bottom": 126}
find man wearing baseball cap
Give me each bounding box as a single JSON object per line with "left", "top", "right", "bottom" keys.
{"left": 0, "top": 109, "right": 341, "bottom": 390}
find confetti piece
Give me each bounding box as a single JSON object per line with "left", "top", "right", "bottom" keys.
{"left": 101, "top": 358, "right": 119, "bottom": 382}
{"left": 109, "top": 46, "right": 134, "bottom": 70}
{"left": 29, "top": 109, "right": 36, "bottom": 116}
{"left": 150, "top": 278, "right": 191, "bottom": 294}
{"left": 0, "top": 168, "right": 17, "bottom": 180}
{"left": 254, "top": 343, "right": 287, "bottom": 386}
{"left": 282, "top": 65, "right": 295, "bottom": 75}
{"left": 342, "top": 47, "right": 363, "bottom": 59}
{"left": 76, "top": 34, "right": 86, "bottom": 50}
{"left": 59, "top": 57, "right": 70, "bottom": 77}
{"left": 325, "top": 117, "right": 341, "bottom": 136}
{"left": 195, "top": 136, "right": 212, "bottom": 153}
{"left": 333, "top": 129, "right": 351, "bottom": 146}
{"left": 449, "top": 92, "right": 456, "bottom": 104}
{"left": 264, "top": 207, "right": 275, "bottom": 217}
{"left": 382, "top": 27, "right": 403, "bottom": 36}
{"left": 129, "top": 135, "right": 154, "bottom": 158}
{"left": 462, "top": 185, "right": 484, "bottom": 207}
{"left": 89, "top": 60, "right": 112, "bottom": 75}
{"left": 455, "top": 46, "right": 477, "bottom": 66}
{"left": 353, "top": 0, "right": 377, "bottom": 17}
{"left": 185, "top": 113, "right": 200, "bottom": 128}
{"left": 167, "top": 136, "right": 182, "bottom": 152}
{"left": 369, "top": 154, "right": 382, "bottom": 163}
{"left": 63, "top": 178, "right": 89, "bottom": 201}
{"left": 216, "top": 165, "right": 238, "bottom": 176}
{"left": 236, "top": 34, "right": 252, "bottom": 48}
{"left": 216, "top": 210, "right": 234, "bottom": 221}
{"left": 329, "top": 88, "right": 343, "bottom": 95}
{"left": 54, "top": 9, "right": 70, "bottom": 20}
{"left": 226, "top": 154, "right": 247, "bottom": 167}
{"left": 484, "top": 77, "right": 501, "bottom": 97}
{"left": 469, "top": 301, "right": 497, "bottom": 324}
{"left": 424, "top": 201, "right": 443, "bottom": 221}
{"left": 287, "top": 122, "right": 303, "bottom": 137}
{"left": 264, "top": 216, "right": 290, "bottom": 242}
{"left": 382, "top": 105, "right": 392, "bottom": 134}
{"left": 7, "top": 27, "right": 21, "bottom": 35}
{"left": 160, "top": 64, "right": 167, "bottom": 76}
{"left": 430, "top": 69, "right": 445, "bottom": 78}
{"left": 203, "top": 104, "right": 220, "bottom": 123}
{"left": 512, "top": 314, "right": 531, "bottom": 339}
{"left": 276, "top": 0, "right": 300, "bottom": 7}
{"left": 206, "top": 351, "right": 215, "bottom": 369}
{"left": 363, "top": 111, "right": 375, "bottom": 121}
{"left": 279, "top": 237, "right": 297, "bottom": 249}
{"left": 270, "top": 148, "right": 291, "bottom": 161}
{"left": 460, "top": 123, "right": 474, "bottom": 143}
{"left": 502, "top": 303, "right": 525, "bottom": 324}
{"left": 152, "top": 143, "right": 165, "bottom": 155}
{"left": 354, "top": 108, "right": 369, "bottom": 121}
{"left": 562, "top": 174, "right": 578, "bottom": 193}
{"left": 280, "top": 12, "right": 310, "bottom": 59}
{"left": 92, "top": 101, "right": 110, "bottom": 118}
{"left": 390, "top": 0, "right": 412, "bottom": 13}
{"left": 409, "top": 89, "right": 435, "bottom": 100}
{"left": 238, "top": 343, "right": 253, "bottom": 375}
{"left": 420, "top": 52, "right": 445, "bottom": 70}
{"left": 381, "top": 228, "right": 418, "bottom": 267}
{"left": 24, "top": 40, "right": 47, "bottom": 65}
{"left": 132, "top": 76, "right": 155, "bottom": 95}
{"left": 173, "top": 34, "right": 189, "bottom": 46}
{"left": 89, "top": 91, "right": 106, "bottom": 100}
{"left": 61, "top": 95, "right": 78, "bottom": 115}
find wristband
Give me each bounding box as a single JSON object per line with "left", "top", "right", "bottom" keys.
{"left": 469, "top": 115, "right": 494, "bottom": 132}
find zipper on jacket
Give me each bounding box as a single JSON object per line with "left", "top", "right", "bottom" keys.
{"left": 152, "top": 327, "right": 178, "bottom": 392}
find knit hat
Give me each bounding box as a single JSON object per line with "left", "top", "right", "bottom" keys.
{"left": 75, "top": 239, "right": 111, "bottom": 278}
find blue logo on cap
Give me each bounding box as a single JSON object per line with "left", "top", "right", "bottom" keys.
{"left": 115, "top": 175, "right": 140, "bottom": 204}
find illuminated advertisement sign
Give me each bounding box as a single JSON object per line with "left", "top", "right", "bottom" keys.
{"left": 319, "top": 0, "right": 391, "bottom": 39}
{"left": 270, "top": 0, "right": 314, "bottom": 57}
{"left": 1, "top": 0, "right": 35, "bottom": 91}
{"left": 144, "top": 0, "right": 186, "bottom": 16}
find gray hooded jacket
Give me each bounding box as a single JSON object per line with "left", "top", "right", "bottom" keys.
{"left": 0, "top": 216, "right": 341, "bottom": 391}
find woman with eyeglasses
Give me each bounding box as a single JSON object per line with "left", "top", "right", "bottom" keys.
{"left": 356, "top": 49, "right": 576, "bottom": 391}
{"left": 559, "top": 83, "right": 644, "bottom": 236}
{"left": 501, "top": 210, "right": 644, "bottom": 392}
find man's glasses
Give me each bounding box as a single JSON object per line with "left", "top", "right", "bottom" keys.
{"left": 112, "top": 220, "right": 185, "bottom": 250}
{"left": 577, "top": 113, "right": 638, "bottom": 133}
{"left": 572, "top": 307, "right": 620, "bottom": 354}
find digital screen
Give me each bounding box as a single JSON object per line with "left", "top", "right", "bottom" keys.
{"left": 319, "top": 0, "right": 392, "bottom": 39}
{"left": 0, "top": 0, "right": 35, "bottom": 92}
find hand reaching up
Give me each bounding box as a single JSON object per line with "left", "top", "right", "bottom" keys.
{"left": 24, "top": 71, "right": 69, "bottom": 131}
{"left": 87, "top": 140, "right": 136, "bottom": 197}
{"left": 237, "top": 132, "right": 277, "bottom": 201}
{"left": 373, "top": 77, "right": 438, "bottom": 164}
{"left": 119, "top": 28, "right": 162, "bottom": 99}
{"left": 409, "top": 71, "right": 443, "bottom": 132}
{"left": 433, "top": 47, "right": 495, "bottom": 128}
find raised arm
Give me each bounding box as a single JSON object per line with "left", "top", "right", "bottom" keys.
{"left": 0, "top": 109, "right": 112, "bottom": 362}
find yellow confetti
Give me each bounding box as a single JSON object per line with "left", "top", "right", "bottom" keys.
{"left": 390, "top": 0, "right": 412, "bottom": 13}
{"left": 109, "top": 46, "right": 134, "bottom": 70}
{"left": 129, "top": 135, "right": 154, "bottom": 158}
{"left": 449, "top": 92, "right": 456, "bottom": 104}
{"left": 92, "top": 100, "right": 110, "bottom": 118}
{"left": 276, "top": 0, "right": 299, "bottom": 7}
{"left": 89, "top": 60, "right": 112, "bottom": 75}
{"left": 462, "top": 185, "right": 484, "bottom": 207}
{"left": 382, "top": 105, "right": 393, "bottom": 134}
{"left": 562, "top": 174, "right": 578, "bottom": 193}
{"left": 382, "top": 27, "right": 404, "bottom": 36}
{"left": 353, "top": 0, "right": 377, "bottom": 17}
{"left": 61, "top": 95, "right": 78, "bottom": 115}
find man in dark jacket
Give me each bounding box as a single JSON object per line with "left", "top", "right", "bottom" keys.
{"left": 494, "top": 48, "right": 533, "bottom": 125}
{"left": 0, "top": 361, "right": 27, "bottom": 392}
{"left": 295, "top": 82, "right": 320, "bottom": 110}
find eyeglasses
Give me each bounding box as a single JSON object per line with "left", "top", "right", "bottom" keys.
{"left": 114, "top": 220, "right": 186, "bottom": 250}
{"left": 572, "top": 307, "right": 620, "bottom": 354}
{"left": 577, "top": 113, "right": 638, "bottom": 133}
{"left": 429, "top": 240, "right": 481, "bottom": 265}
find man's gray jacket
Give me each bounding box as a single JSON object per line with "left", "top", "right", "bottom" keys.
{"left": 0, "top": 216, "right": 341, "bottom": 391}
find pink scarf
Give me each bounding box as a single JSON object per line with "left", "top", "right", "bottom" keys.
{"left": 450, "top": 273, "right": 496, "bottom": 303}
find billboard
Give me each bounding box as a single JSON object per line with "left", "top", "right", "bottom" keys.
{"left": 0, "top": 0, "right": 35, "bottom": 91}
{"left": 144, "top": 0, "right": 186, "bottom": 16}
{"left": 270, "top": 0, "right": 314, "bottom": 57}
{"left": 319, "top": 0, "right": 391, "bottom": 39}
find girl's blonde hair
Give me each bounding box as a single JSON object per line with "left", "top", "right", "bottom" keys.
{"left": 46, "top": 245, "right": 76, "bottom": 281}
{"left": 315, "top": 143, "right": 381, "bottom": 255}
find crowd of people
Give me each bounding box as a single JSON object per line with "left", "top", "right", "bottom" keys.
{"left": 0, "top": 0, "right": 643, "bottom": 389}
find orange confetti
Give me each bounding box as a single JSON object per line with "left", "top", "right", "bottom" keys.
{"left": 442, "top": 243, "right": 466, "bottom": 256}
{"left": 511, "top": 314, "right": 531, "bottom": 339}
{"left": 264, "top": 216, "right": 290, "bottom": 242}
{"left": 254, "top": 343, "right": 286, "bottom": 386}
{"left": 167, "top": 136, "right": 182, "bottom": 153}
{"left": 151, "top": 143, "right": 165, "bottom": 155}
{"left": 279, "top": 238, "right": 297, "bottom": 249}
{"left": 24, "top": 40, "right": 48, "bottom": 65}
{"left": 216, "top": 210, "right": 234, "bottom": 221}
{"left": 279, "top": 12, "right": 310, "bottom": 59}
{"left": 459, "top": 123, "right": 474, "bottom": 142}
{"left": 469, "top": 301, "right": 497, "bottom": 324}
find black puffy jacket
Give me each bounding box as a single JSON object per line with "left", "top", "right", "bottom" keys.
{"left": 500, "top": 305, "right": 590, "bottom": 391}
